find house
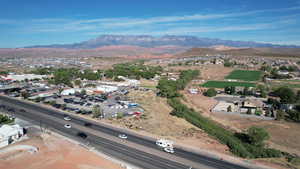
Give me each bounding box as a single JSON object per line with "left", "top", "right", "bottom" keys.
{"left": 188, "top": 88, "right": 198, "bottom": 94}
{"left": 0, "top": 124, "right": 24, "bottom": 148}
{"left": 242, "top": 99, "right": 264, "bottom": 114}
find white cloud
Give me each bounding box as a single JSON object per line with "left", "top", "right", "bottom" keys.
{"left": 1, "top": 6, "right": 299, "bottom": 33}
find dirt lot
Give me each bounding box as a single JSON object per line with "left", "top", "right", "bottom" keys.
{"left": 0, "top": 130, "right": 123, "bottom": 169}
{"left": 167, "top": 64, "right": 233, "bottom": 80}
{"left": 105, "top": 89, "right": 230, "bottom": 155}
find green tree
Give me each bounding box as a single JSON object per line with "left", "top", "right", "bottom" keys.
{"left": 156, "top": 77, "right": 179, "bottom": 98}
{"left": 247, "top": 127, "right": 270, "bottom": 146}
{"left": 74, "top": 79, "right": 81, "bottom": 87}
{"left": 117, "top": 112, "right": 124, "bottom": 119}
{"left": 274, "top": 87, "right": 296, "bottom": 104}
{"left": 225, "top": 86, "right": 235, "bottom": 95}
{"left": 287, "top": 110, "right": 300, "bottom": 122}
{"left": 205, "top": 88, "right": 217, "bottom": 97}
{"left": 0, "top": 114, "right": 14, "bottom": 124}
{"left": 276, "top": 110, "right": 286, "bottom": 120}
{"left": 80, "top": 89, "right": 87, "bottom": 95}
{"left": 92, "top": 105, "right": 103, "bottom": 118}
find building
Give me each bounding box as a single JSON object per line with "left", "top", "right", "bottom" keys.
{"left": 188, "top": 88, "right": 198, "bottom": 94}
{"left": 61, "top": 88, "right": 82, "bottom": 96}
{"left": 96, "top": 85, "right": 118, "bottom": 93}
{"left": 241, "top": 99, "right": 264, "bottom": 114}
{"left": 0, "top": 124, "right": 24, "bottom": 148}
{"left": 2, "top": 74, "right": 47, "bottom": 81}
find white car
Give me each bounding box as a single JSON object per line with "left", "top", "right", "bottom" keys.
{"left": 64, "top": 116, "right": 71, "bottom": 121}
{"left": 64, "top": 124, "right": 72, "bottom": 129}
{"left": 118, "top": 134, "right": 128, "bottom": 139}
{"left": 164, "top": 147, "right": 175, "bottom": 153}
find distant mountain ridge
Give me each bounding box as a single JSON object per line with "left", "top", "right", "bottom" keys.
{"left": 25, "top": 35, "right": 300, "bottom": 49}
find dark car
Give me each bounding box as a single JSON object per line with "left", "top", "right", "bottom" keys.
{"left": 84, "top": 122, "right": 92, "bottom": 127}
{"left": 64, "top": 98, "right": 73, "bottom": 103}
{"left": 19, "top": 109, "right": 26, "bottom": 113}
{"left": 77, "top": 132, "right": 87, "bottom": 139}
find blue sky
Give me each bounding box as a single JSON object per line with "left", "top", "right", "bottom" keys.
{"left": 0, "top": 0, "right": 300, "bottom": 48}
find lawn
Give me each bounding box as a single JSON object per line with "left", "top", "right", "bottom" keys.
{"left": 225, "top": 70, "right": 262, "bottom": 81}
{"left": 202, "top": 81, "right": 256, "bottom": 88}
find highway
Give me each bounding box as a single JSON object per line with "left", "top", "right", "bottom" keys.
{"left": 0, "top": 95, "right": 253, "bottom": 169}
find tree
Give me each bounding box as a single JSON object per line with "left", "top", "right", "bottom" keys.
{"left": 117, "top": 112, "right": 124, "bottom": 119}
{"left": 246, "top": 108, "right": 252, "bottom": 114}
{"left": 287, "top": 110, "right": 300, "bottom": 122}
{"left": 0, "top": 114, "right": 14, "bottom": 124}
{"left": 287, "top": 105, "right": 300, "bottom": 122}
{"left": 296, "top": 90, "right": 300, "bottom": 103}
{"left": 243, "top": 87, "right": 252, "bottom": 96}
{"left": 274, "top": 87, "right": 296, "bottom": 104}
{"left": 156, "top": 77, "right": 179, "bottom": 98}
{"left": 49, "top": 100, "right": 56, "bottom": 106}
{"left": 224, "top": 60, "right": 233, "bottom": 67}
{"left": 205, "top": 88, "right": 217, "bottom": 97}
{"left": 276, "top": 110, "right": 286, "bottom": 120}
{"left": 260, "top": 65, "right": 272, "bottom": 72}
{"left": 92, "top": 105, "right": 103, "bottom": 118}
{"left": 261, "top": 91, "right": 267, "bottom": 98}
{"left": 21, "top": 91, "right": 30, "bottom": 99}
{"left": 247, "top": 127, "right": 270, "bottom": 146}
{"left": 74, "top": 79, "right": 81, "bottom": 87}
{"left": 227, "top": 105, "right": 232, "bottom": 112}
{"left": 80, "top": 89, "right": 87, "bottom": 95}
{"left": 225, "top": 86, "right": 235, "bottom": 95}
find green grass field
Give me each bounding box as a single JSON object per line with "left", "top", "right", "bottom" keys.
{"left": 202, "top": 81, "right": 256, "bottom": 88}
{"left": 225, "top": 70, "right": 262, "bottom": 81}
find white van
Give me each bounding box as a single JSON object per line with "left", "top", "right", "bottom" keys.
{"left": 156, "top": 139, "right": 174, "bottom": 148}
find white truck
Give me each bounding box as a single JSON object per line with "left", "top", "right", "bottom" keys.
{"left": 156, "top": 139, "right": 175, "bottom": 153}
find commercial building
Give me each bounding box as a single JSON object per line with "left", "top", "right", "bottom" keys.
{"left": 0, "top": 124, "right": 24, "bottom": 148}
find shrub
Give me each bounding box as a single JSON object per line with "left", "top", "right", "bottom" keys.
{"left": 205, "top": 88, "right": 217, "bottom": 97}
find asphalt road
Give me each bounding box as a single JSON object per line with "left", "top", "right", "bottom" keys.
{"left": 0, "top": 95, "right": 252, "bottom": 169}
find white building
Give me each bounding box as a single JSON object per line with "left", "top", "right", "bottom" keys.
{"left": 60, "top": 88, "right": 83, "bottom": 96}
{"left": 188, "top": 88, "right": 198, "bottom": 94}
{"left": 0, "top": 124, "right": 24, "bottom": 148}
{"left": 96, "top": 85, "right": 118, "bottom": 93}
{"left": 4, "top": 74, "right": 47, "bottom": 81}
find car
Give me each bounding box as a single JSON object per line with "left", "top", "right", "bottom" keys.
{"left": 84, "top": 122, "right": 92, "bottom": 127}
{"left": 164, "top": 147, "right": 175, "bottom": 153}
{"left": 77, "top": 132, "right": 87, "bottom": 139}
{"left": 118, "top": 134, "right": 127, "bottom": 139}
{"left": 64, "top": 124, "right": 72, "bottom": 128}
{"left": 64, "top": 116, "right": 71, "bottom": 121}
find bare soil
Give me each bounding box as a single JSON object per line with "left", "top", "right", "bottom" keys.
{"left": 0, "top": 133, "right": 123, "bottom": 169}
{"left": 105, "top": 89, "right": 230, "bottom": 155}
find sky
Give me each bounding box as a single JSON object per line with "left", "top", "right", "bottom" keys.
{"left": 0, "top": 0, "right": 300, "bottom": 48}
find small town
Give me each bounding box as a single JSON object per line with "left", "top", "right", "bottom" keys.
{"left": 1, "top": 1, "right": 300, "bottom": 169}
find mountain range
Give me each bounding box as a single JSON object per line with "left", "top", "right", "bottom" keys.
{"left": 26, "top": 35, "right": 299, "bottom": 49}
